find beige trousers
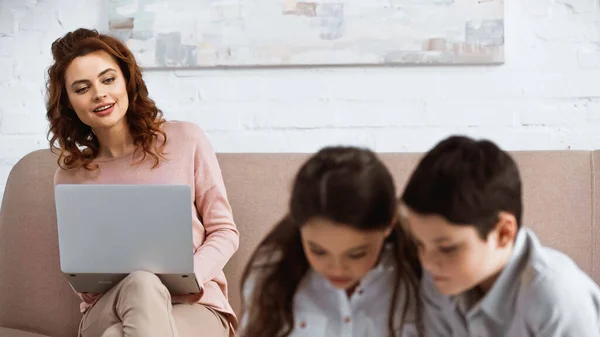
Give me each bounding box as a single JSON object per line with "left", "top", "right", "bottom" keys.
{"left": 78, "top": 271, "right": 230, "bottom": 337}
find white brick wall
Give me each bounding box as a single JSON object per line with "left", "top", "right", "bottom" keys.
{"left": 1, "top": 0, "right": 600, "bottom": 206}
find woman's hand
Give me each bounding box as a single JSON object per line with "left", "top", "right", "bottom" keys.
{"left": 81, "top": 292, "right": 102, "bottom": 303}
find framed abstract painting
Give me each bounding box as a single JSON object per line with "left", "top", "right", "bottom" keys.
{"left": 108, "top": 0, "right": 505, "bottom": 68}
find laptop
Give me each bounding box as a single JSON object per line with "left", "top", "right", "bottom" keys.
{"left": 54, "top": 184, "right": 201, "bottom": 295}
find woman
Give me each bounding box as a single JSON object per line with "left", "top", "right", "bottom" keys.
{"left": 239, "top": 146, "right": 422, "bottom": 337}
{"left": 46, "top": 28, "right": 238, "bottom": 337}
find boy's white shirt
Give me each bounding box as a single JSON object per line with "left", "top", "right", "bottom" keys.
{"left": 422, "top": 227, "right": 600, "bottom": 337}
{"left": 240, "top": 245, "right": 419, "bottom": 337}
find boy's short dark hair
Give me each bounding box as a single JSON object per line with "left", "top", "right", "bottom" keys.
{"left": 401, "top": 135, "right": 522, "bottom": 239}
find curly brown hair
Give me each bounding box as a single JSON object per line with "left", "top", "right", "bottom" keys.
{"left": 240, "top": 146, "right": 423, "bottom": 337}
{"left": 46, "top": 28, "right": 167, "bottom": 170}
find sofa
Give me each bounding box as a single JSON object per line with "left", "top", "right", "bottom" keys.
{"left": 1, "top": 149, "right": 599, "bottom": 336}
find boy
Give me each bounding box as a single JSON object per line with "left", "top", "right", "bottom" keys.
{"left": 400, "top": 135, "right": 600, "bottom": 336}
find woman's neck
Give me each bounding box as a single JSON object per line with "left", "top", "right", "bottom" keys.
{"left": 93, "top": 121, "right": 136, "bottom": 159}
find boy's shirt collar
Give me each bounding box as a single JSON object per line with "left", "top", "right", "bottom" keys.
{"left": 450, "top": 228, "right": 529, "bottom": 323}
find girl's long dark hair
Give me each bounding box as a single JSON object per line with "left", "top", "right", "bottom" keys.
{"left": 240, "top": 146, "right": 422, "bottom": 337}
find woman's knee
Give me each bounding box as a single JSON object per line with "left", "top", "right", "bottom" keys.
{"left": 121, "top": 270, "right": 165, "bottom": 293}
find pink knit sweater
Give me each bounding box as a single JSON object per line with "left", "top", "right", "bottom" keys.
{"left": 54, "top": 120, "right": 239, "bottom": 330}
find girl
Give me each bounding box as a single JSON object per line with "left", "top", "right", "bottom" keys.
{"left": 46, "top": 28, "right": 238, "bottom": 337}
{"left": 239, "top": 146, "right": 422, "bottom": 337}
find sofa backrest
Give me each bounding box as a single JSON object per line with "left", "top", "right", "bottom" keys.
{"left": 1, "top": 149, "right": 598, "bottom": 336}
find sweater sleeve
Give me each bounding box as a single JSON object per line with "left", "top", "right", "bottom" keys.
{"left": 191, "top": 127, "right": 240, "bottom": 286}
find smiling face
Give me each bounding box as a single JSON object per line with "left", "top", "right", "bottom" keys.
{"left": 64, "top": 50, "right": 129, "bottom": 132}
{"left": 300, "top": 217, "right": 392, "bottom": 290}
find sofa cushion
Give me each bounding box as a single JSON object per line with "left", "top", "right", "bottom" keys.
{"left": 0, "top": 327, "right": 51, "bottom": 337}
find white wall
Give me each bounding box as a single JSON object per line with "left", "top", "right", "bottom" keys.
{"left": 1, "top": 0, "right": 599, "bottom": 205}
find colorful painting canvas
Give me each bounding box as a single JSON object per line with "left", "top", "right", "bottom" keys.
{"left": 108, "top": 0, "right": 505, "bottom": 68}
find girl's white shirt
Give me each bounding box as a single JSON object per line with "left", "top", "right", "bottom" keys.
{"left": 240, "top": 246, "right": 419, "bottom": 337}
